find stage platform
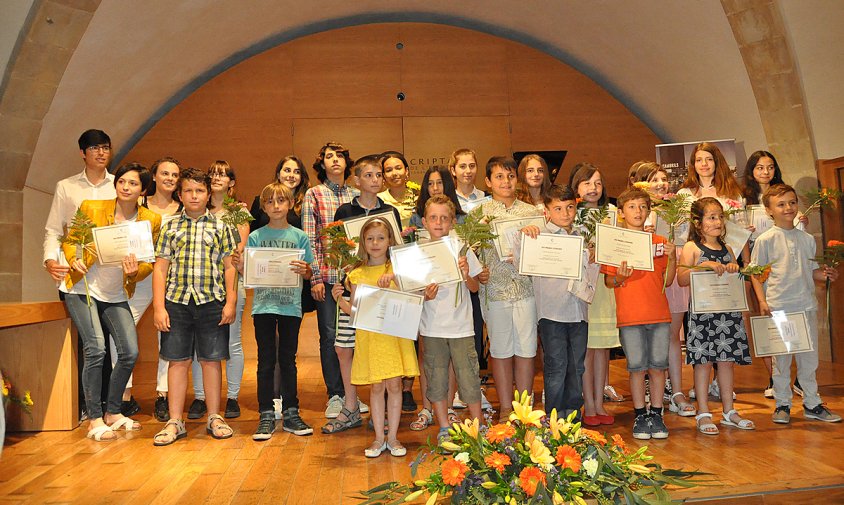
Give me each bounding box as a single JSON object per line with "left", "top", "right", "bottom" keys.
{"left": 2, "top": 313, "right": 843, "bottom": 504}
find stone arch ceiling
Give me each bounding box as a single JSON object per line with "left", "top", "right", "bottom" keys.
{"left": 24, "top": 0, "right": 779, "bottom": 192}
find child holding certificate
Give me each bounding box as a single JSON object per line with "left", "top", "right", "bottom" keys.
{"left": 601, "top": 188, "right": 676, "bottom": 440}
{"left": 751, "top": 184, "right": 841, "bottom": 424}
{"left": 677, "top": 198, "right": 753, "bottom": 435}
{"left": 515, "top": 185, "right": 588, "bottom": 422}
{"left": 418, "top": 195, "right": 487, "bottom": 442}
{"left": 239, "top": 182, "right": 314, "bottom": 440}
{"left": 334, "top": 217, "right": 420, "bottom": 457}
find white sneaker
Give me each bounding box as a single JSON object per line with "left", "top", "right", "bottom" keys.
{"left": 689, "top": 387, "right": 696, "bottom": 400}
{"left": 763, "top": 386, "right": 774, "bottom": 399}
{"left": 325, "top": 395, "right": 343, "bottom": 419}
{"left": 273, "top": 398, "right": 283, "bottom": 420}
{"left": 481, "top": 390, "right": 493, "bottom": 411}
{"left": 452, "top": 391, "right": 467, "bottom": 409}
{"left": 358, "top": 398, "right": 370, "bottom": 414}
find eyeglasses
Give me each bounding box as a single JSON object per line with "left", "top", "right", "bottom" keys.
{"left": 85, "top": 144, "right": 111, "bottom": 153}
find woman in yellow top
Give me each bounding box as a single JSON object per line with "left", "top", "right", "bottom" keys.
{"left": 62, "top": 162, "right": 162, "bottom": 441}
{"left": 378, "top": 151, "right": 415, "bottom": 226}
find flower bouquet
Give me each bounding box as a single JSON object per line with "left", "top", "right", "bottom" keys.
{"left": 802, "top": 188, "right": 842, "bottom": 219}
{"left": 815, "top": 240, "right": 844, "bottom": 323}
{"left": 220, "top": 196, "right": 254, "bottom": 232}
{"left": 402, "top": 181, "right": 422, "bottom": 211}
{"left": 2, "top": 370, "right": 34, "bottom": 418}
{"left": 60, "top": 208, "right": 97, "bottom": 305}
{"left": 679, "top": 262, "right": 772, "bottom": 283}
{"left": 454, "top": 212, "right": 498, "bottom": 306}
{"left": 573, "top": 202, "right": 609, "bottom": 247}
{"left": 358, "top": 391, "right": 705, "bottom": 505}
{"left": 321, "top": 221, "right": 361, "bottom": 327}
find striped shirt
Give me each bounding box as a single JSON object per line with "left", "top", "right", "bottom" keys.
{"left": 302, "top": 180, "right": 359, "bottom": 286}
{"left": 155, "top": 210, "right": 236, "bottom": 304}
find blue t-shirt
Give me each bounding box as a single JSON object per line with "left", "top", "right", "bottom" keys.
{"left": 248, "top": 225, "right": 314, "bottom": 318}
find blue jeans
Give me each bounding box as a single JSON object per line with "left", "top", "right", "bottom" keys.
{"left": 315, "top": 292, "right": 344, "bottom": 398}
{"left": 192, "top": 281, "right": 245, "bottom": 400}
{"left": 64, "top": 293, "right": 138, "bottom": 419}
{"left": 619, "top": 323, "right": 670, "bottom": 372}
{"left": 538, "top": 319, "right": 587, "bottom": 415}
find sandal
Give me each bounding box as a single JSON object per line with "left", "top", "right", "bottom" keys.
{"left": 206, "top": 414, "right": 233, "bottom": 439}
{"left": 720, "top": 409, "right": 755, "bottom": 430}
{"left": 447, "top": 408, "right": 461, "bottom": 426}
{"left": 109, "top": 415, "right": 142, "bottom": 431}
{"left": 321, "top": 406, "right": 362, "bottom": 434}
{"left": 410, "top": 408, "right": 433, "bottom": 431}
{"left": 86, "top": 424, "right": 116, "bottom": 442}
{"left": 153, "top": 419, "right": 187, "bottom": 446}
{"left": 695, "top": 412, "right": 719, "bottom": 435}
{"left": 669, "top": 392, "right": 697, "bottom": 417}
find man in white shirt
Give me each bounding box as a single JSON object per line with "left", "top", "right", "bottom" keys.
{"left": 43, "top": 129, "right": 116, "bottom": 283}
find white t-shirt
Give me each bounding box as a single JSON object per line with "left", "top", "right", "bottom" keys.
{"left": 750, "top": 225, "right": 818, "bottom": 313}
{"left": 419, "top": 248, "right": 482, "bottom": 338}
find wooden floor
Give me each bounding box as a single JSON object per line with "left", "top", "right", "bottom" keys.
{"left": 2, "top": 313, "right": 844, "bottom": 504}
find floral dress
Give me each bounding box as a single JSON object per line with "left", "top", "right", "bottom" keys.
{"left": 685, "top": 241, "right": 752, "bottom": 365}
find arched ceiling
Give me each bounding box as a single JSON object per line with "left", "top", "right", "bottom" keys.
{"left": 25, "top": 0, "right": 773, "bottom": 192}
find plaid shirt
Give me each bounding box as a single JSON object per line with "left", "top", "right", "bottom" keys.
{"left": 155, "top": 210, "right": 236, "bottom": 304}
{"left": 302, "top": 180, "right": 359, "bottom": 285}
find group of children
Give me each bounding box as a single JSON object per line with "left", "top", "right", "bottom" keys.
{"left": 52, "top": 131, "right": 840, "bottom": 452}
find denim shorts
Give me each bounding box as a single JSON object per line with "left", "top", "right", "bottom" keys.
{"left": 160, "top": 299, "right": 230, "bottom": 361}
{"left": 619, "top": 323, "right": 670, "bottom": 372}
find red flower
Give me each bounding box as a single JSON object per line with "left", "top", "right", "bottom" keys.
{"left": 441, "top": 458, "right": 469, "bottom": 486}
{"left": 555, "top": 445, "right": 581, "bottom": 472}
{"left": 518, "top": 466, "right": 546, "bottom": 497}
{"left": 484, "top": 452, "right": 511, "bottom": 472}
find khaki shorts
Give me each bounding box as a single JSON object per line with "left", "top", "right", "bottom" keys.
{"left": 422, "top": 336, "right": 481, "bottom": 404}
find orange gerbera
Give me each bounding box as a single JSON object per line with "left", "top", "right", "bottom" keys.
{"left": 441, "top": 458, "right": 469, "bottom": 486}
{"left": 518, "top": 466, "right": 546, "bottom": 497}
{"left": 486, "top": 423, "right": 516, "bottom": 443}
{"left": 484, "top": 451, "right": 511, "bottom": 472}
{"left": 555, "top": 445, "right": 581, "bottom": 473}
{"left": 828, "top": 240, "right": 844, "bottom": 247}
{"left": 581, "top": 429, "right": 607, "bottom": 445}
{"left": 611, "top": 434, "right": 628, "bottom": 454}
{"left": 756, "top": 265, "right": 772, "bottom": 284}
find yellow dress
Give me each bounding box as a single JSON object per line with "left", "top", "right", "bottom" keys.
{"left": 349, "top": 263, "right": 420, "bottom": 384}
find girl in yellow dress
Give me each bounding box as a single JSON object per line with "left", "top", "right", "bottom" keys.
{"left": 333, "top": 217, "right": 419, "bottom": 458}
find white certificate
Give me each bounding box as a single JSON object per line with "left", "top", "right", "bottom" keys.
{"left": 461, "top": 195, "right": 491, "bottom": 213}
{"left": 390, "top": 237, "right": 462, "bottom": 292}
{"left": 242, "top": 247, "right": 304, "bottom": 288}
{"left": 490, "top": 215, "right": 545, "bottom": 258}
{"left": 594, "top": 223, "right": 654, "bottom": 271}
{"left": 689, "top": 271, "right": 749, "bottom": 314}
{"left": 350, "top": 284, "right": 424, "bottom": 340}
{"left": 91, "top": 221, "right": 155, "bottom": 265}
{"left": 518, "top": 233, "right": 583, "bottom": 280}
{"left": 747, "top": 205, "right": 772, "bottom": 241}
{"left": 724, "top": 220, "right": 752, "bottom": 257}
{"left": 750, "top": 311, "right": 813, "bottom": 357}
{"left": 342, "top": 213, "right": 402, "bottom": 246}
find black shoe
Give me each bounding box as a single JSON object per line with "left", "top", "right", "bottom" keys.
{"left": 154, "top": 396, "right": 170, "bottom": 422}
{"left": 253, "top": 412, "right": 276, "bottom": 441}
{"left": 649, "top": 412, "right": 669, "bottom": 439}
{"left": 120, "top": 396, "right": 141, "bottom": 417}
{"left": 401, "top": 391, "right": 417, "bottom": 412}
{"left": 225, "top": 398, "right": 241, "bottom": 419}
{"left": 282, "top": 408, "right": 314, "bottom": 436}
{"left": 632, "top": 414, "right": 651, "bottom": 440}
{"left": 187, "top": 399, "right": 207, "bottom": 419}
{"left": 792, "top": 379, "right": 804, "bottom": 397}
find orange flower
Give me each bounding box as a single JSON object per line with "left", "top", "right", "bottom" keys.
{"left": 324, "top": 221, "right": 344, "bottom": 229}
{"left": 555, "top": 445, "right": 581, "bottom": 472}
{"left": 581, "top": 429, "right": 607, "bottom": 445}
{"left": 756, "top": 265, "right": 772, "bottom": 284}
{"left": 828, "top": 240, "right": 844, "bottom": 247}
{"left": 484, "top": 451, "right": 511, "bottom": 472}
{"left": 611, "top": 434, "right": 628, "bottom": 454}
{"left": 441, "top": 458, "right": 469, "bottom": 486}
{"left": 518, "top": 466, "right": 546, "bottom": 497}
{"left": 485, "top": 423, "right": 516, "bottom": 443}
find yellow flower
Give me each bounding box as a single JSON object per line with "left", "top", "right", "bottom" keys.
{"left": 405, "top": 489, "right": 425, "bottom": 501}
{"left": 573, "top": 496, "right": 588, "bottom": 505}
{"left": 527, "top": 437, "right": 554, "bottom": 468}
{"left": 548, "top": 409, "right": 571, "bottom": 440}
{"left": 633, "top": 181, "right": 651, "bottom": 191}
{"left": 457, "top": 417, "right": 479, "bottom": 438}
{"left": 425, "top": 491, "right": 439, "bottom": 505}
{"left": 553, "top": 490, "right": 565, "bottom": 505}
{"left": 628, "top": 464, "right": 652, "bottom": 474}
{"left": 1, "top": 383, "right": 8, "bottom": 397}
{"left": 23, "top": 391, "right": 33, "bottom": 407}
{"left": 481, "top": 481, "right": 497, "bottom": 489}
{"left": 440, "top": 441, "right": 461, "bottom": 452}
{"left": 406, "top": 181, "right": 422, "bottom": 192}
{"left": 510, "top": 390, "right": 545, "bottom": 427}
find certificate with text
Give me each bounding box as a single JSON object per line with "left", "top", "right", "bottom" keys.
{"left": 747, "top": 205, "right": 773, "bottom": 241}
{"left": 594, "top": 224, "right": 654, "bottom": 271}
{"left": 689, "top": 271, "right": 749, "bottom": 314}
{"left": 490, "top": 215, "right": 545, "bottom": 259}
{"left": 390, "top": 237, "right": 462, "bottom": 292}
{"left": 750, "top": 311, "right": 813, "bottom": 357}
{"left": 242, "top": 248, "right": 304, "bottom": 288}
{"left": 518, "top": 233, "right": 583, "bottom": 280}
{"left": 350, "top": 284, "right": 424, "bottom": 340}
{"left": 462, "top": 195, "right": 491, "bottom": 213}
{"left": 342, "top": 213, "right": 402, "bottom": 246}
{"left": 724, "top": 220, "right": 752, "bottom": 257}
{"left": 91, "top": 220, "right": 155, "bottom": 266}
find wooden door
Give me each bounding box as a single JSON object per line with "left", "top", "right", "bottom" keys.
{"left": 818, "top": 156, "right": 844, "bottom": 363}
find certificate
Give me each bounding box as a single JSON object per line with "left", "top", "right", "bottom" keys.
{"left": 518, "top": 233, "right": 583, "bottom": 280}
{"left": 390, "top": 237, "right": 462, "bottom": 292}
{"left": 461, "top": 195, "right": 491, "bottom": 213}
{"left": 724, "top": 220, "right": 752, "bottom": 256}
{"left": 242, "top": 247, "right": 304, "bottom": 288}
{"left": 91, "top": 221, "right": 155, "bottom": 265}
{"left": 750, "top": 311, "right": 813, "bottom": 357}
{"left": 568, "top": 261, "right": 599, "bottom": 303}
{"left": 689, "top": 271, "right": 749, "bottom": 313}
{"left": 350, "top": 284, "right": 424, "bottom": 340}
{"left": 747, "top": 205, "right": 772, "bottom": 241}
{"left": 342, "top": 212, "right": 402, "bottom": 246}
{"left": 490, "top": 215, "right": 545, "bottom": 258}
{"left": 594, "top": 223, "right": 654, "bottom": 271}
